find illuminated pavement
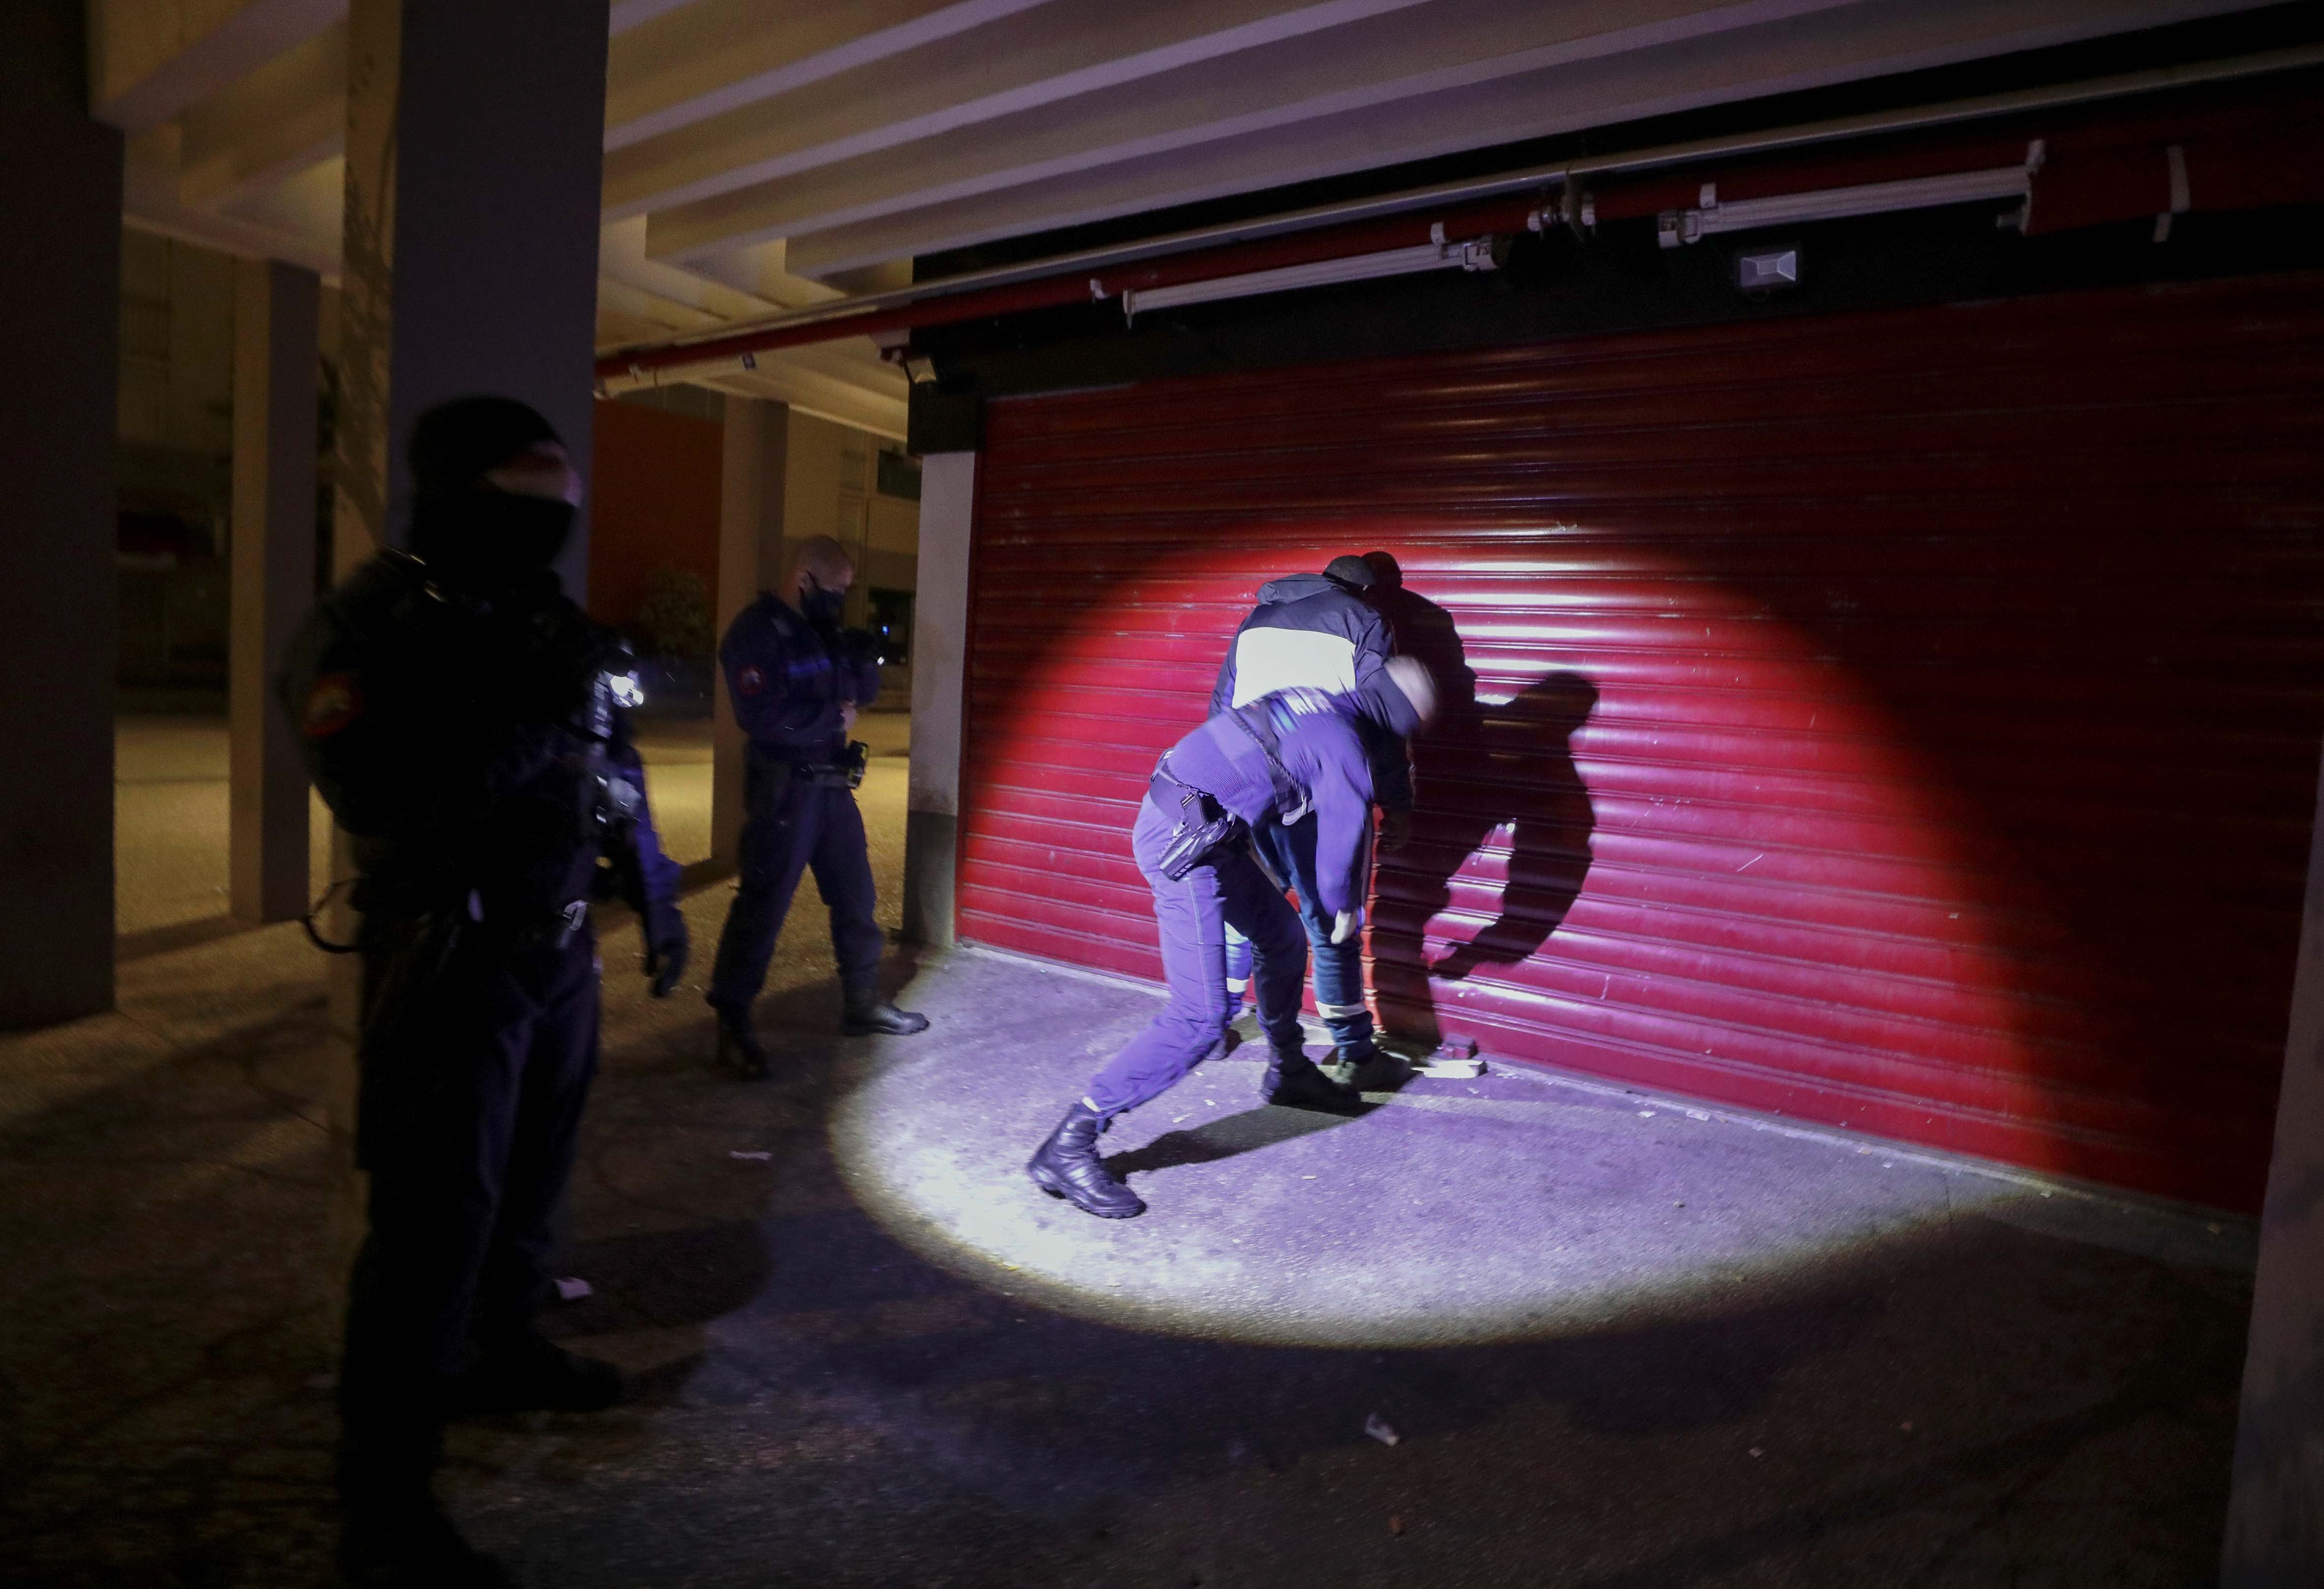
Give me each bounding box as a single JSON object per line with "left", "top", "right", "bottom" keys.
{"left": 3, "top": 748, "right": 2261, "bottom": 1587}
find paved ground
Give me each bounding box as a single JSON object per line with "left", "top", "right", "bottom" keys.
{"left": 4, "top": 717, "right": 2259, "bottom": 1586}
{"left": 112, "top": 714, "right": 911, "bottom": 942}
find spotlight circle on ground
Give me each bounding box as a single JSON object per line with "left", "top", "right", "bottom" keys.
{"left": 829, "top": 963, "right": 1965, "bottom": 1348}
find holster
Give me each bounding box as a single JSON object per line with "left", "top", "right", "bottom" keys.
{"left": 1150, "top": 757, "right": 1246, "bottom": 882}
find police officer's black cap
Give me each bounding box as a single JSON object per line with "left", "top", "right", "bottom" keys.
{"left": 408, "top": 396, "right": 562, "bottom": 499}
{"left": 1323, "top": 554, "right": 1376, "bottom": 589}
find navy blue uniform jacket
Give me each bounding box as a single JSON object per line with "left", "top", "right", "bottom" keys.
{"left": 720, "top": 594, "right": 882, "bottom": 760}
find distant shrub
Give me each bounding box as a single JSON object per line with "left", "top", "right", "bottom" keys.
{"left": 632, "top": 565, "right": 715, "bottom": 661}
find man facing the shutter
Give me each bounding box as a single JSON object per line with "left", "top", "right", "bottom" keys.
{"left": 1211, "top": 555, "right": 1415, "bottom": 1068}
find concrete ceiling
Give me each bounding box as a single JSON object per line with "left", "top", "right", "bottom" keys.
{"left": 95, "top": 0, "right": 2278, "bottom": 438}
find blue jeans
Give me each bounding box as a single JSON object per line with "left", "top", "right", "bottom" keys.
{"left": 1083, "top": 794, "right": 1308, "bottom": 1116}
{"left": 1244, "top": 811, "right": 1375, "bottom": 1054}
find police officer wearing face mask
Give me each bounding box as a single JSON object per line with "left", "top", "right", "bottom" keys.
{"left": 706, "top": 533, "right": 928, "bottom": 1078}
{"left": 277, "top": 396, "right": 689, "bottom": 1587}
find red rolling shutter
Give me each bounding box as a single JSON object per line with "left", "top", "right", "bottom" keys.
{"left": 957, "top": 271, "right": 2324, "bottom": 1212}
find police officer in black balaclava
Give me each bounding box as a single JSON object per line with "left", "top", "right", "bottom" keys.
{"left": 279, "top": 396, "right": 689, "bottom": 1587}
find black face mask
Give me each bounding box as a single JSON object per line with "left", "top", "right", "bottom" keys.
{"left": 799, "top": 577, "right": 845, "bottom": 628}
{"left": 409, "top": 491, "right": 575, "bottom": 597}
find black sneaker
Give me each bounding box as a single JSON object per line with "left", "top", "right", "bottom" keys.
{"left": 1262, "top": 1052, "right": 1367, "bottom": 1114}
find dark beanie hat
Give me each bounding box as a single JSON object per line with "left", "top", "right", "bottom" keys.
{"left": 1323, "top": 553, "right": 1376, "bottom": 589}
{"left": 408, "top": 396, "right": 560, "bottom": 500}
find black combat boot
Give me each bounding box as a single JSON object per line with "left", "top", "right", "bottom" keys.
{"left": 842, "top": 987, "right": 929, "bottom": 1035}
{"left": 712, "top": 1010, "right": 770, "bottom": 1079}
{"left": 447, "top": 1332, "right": 621, "bottom": 1416}
{"left": 337, "top": 1431, "right": 514, "bottom": 1589}
{"left": 1262, "top": 1048, "right": 1367, "bottom": 1113}
{"left": 1026, "top": 1102, "right": 1146, "bottom": 1219}
{"left": 339, "top": 1480, "right": 517, "bottom": 1589}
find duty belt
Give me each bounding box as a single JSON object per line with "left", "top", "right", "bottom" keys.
{"left": 485, "top": 895, "right": 592, "bottom": 950}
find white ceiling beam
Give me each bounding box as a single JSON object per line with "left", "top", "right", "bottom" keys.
{"left": 700, "top": 367, "right": 910, "bottom": 442}
{"left": 594, "top": 271, "right": 907, "bottom": 436}
{"left": 608, "top": 0, "right": 699, "bottom": 32}
{"left": 677, "top": 240, "right": 843, "bottom": 307}
{"left": 121, "top": 127, "right": 340, "bottom": 277}
{"left": 769, "top": 0, "right": 2265, "bottom": 277}
{"left": 641, "top": 0, "right": 1866, "bottom": 262}
{"left": 177, "top": 21, "right": 344, "bottom": 209}
{"left": 599, "top": 217, "right": 846, "bottom": 323}
{"left": 602, "top": 0, "right": 1439, "bottom": 218}
{"left": 594, "top": 275, "right": 908, "bottom": 397}
{"left": 92, "top": 0, "right": 347, "bottom": 132}
{"left": 216, "top": 152, "right": 345, "bottom": 242}
{"left": 604, "top": 0, "right": 1058, "bottom": 152}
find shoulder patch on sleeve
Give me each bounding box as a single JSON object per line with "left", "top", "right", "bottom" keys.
{"left": 735, "top": 664, "right": 766, "bottom": 698}
{"left": 302, "top": 673, "right": 365, "bottom": 737}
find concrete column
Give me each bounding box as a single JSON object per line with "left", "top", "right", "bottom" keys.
{"left": 229, "top": 258, "right": 318, "bottom": 926}
{"left": 902, "top": 452, "right": 977, "bottom": 948}
{"left": 335, "top": 0, "right": 610, "bottom": 577}
{"left": 0, "top": 13, "right": 122, "bottom": 1029}
{"left": 2223, "top": 734, "right": 2324, "bottom": 1585}
{"left": 712, "top": 396, "right": 790, "bottom": 873}
{"left": 321, "top": 0, "right": 611, "bottom": 1334}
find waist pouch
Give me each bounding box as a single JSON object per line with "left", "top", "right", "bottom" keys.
{"left": 1150, "top": 757, "right": 1246, "bottom": 881}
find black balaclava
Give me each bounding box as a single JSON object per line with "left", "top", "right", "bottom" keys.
{"left": 799, "top": 575, "right": 846, "bottom": 630}
{"left": 405, "top": 396, "right": 573, "bottom": 595}
{"left": 1323, "top": 553, "right": 1376, "bottom": 591}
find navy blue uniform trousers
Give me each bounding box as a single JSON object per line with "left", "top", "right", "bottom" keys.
{"left": 340, "top": 916, "right": 598, "bottom": 1471}
{"left": 708, "top": 754, "right": 884, "bottom": 1015}
{"left": 1083, "top": 794, "right": 1309, "bottom": 1116}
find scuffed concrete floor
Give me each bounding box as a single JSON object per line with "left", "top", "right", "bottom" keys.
{"left": 7, "top": 728, "right": 2258, "bottom": 1587}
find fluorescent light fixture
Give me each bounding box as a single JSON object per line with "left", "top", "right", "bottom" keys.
{"left": 1660, "top": 165, "right": 2033, "bottom": 248}
{"left": 1121, "top": 236, "right": 1499, "bottom": 322}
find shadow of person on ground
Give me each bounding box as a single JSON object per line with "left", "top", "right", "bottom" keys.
{"left": 1104, "top": 1095, "right": 1382, "bottom": 1180}
{"left": 1361, "top": 553, "right": 1598, "bottom": 1047}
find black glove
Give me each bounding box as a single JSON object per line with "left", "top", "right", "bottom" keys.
{"left": 837, "top": 628, "right": 880, "bottom": 669}
{"left": 490, "top": 601, "right": 613, "bottom": 727}
{"left": 643, "top": 909, "right": 689, "bottom": 998}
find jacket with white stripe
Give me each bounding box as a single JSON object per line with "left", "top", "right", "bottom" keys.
{"left": 1209, "top": 573, "right": 1412, "bottom": 812}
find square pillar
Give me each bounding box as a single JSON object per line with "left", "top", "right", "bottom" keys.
{"left": 712, "top": 396, "right": 790, "bottom": 873}
{"left": 229, "top": 258, "right": 318, "bottom": 925}
{"left": 2223, "top": 732, "right": 2324, "bottom": 1584}
{"left": 902, "top": 451, "right": 977, "bottom": 949}
{"left": 0, "top": 53, "right": 122, "bottom": 1028}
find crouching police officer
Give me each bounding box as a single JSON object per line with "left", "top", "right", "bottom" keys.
{"left": 1026, "top": 658, "right": 1438, "bottom": 1219}
{"left": 279, "top": 397, "right": 688, "bottom": 1587}
{"left": 707, "top": 533, "right": 927, "bottom": 1078}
